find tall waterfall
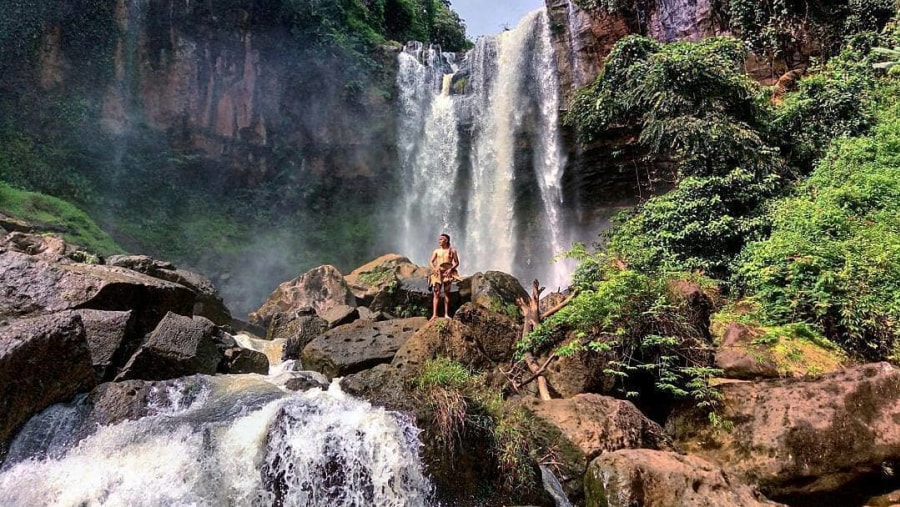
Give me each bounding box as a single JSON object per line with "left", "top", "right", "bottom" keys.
{"left": 394, "top": 9, "right": 572, "bottom": 289}
{"left": 0, "top": 375, "right": 432, "bottom": 506}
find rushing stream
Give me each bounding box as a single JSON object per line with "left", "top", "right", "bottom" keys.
{"left": 395, "top": 9, "right": 573, "bottom": 289}
{"left": 0, "top": 368, "right": 432, "bottom": 506}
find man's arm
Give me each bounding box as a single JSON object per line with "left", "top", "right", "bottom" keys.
{"left": 450, "top": 248, "right": 460, "bottom": 271}
{"left": 430, "top": 249, "right": 439, "bottom": 270}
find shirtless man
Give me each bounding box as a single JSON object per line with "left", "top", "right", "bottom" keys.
{"left": 429, "top": 233, "right": 460, "bottom": 320}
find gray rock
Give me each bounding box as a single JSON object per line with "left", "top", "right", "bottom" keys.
{"left": 249, "top": 265, "right": 356, "bottom": 328}
{"left": 225, "top": 347, "right": 269, "bottom": 375}
{"left": 671, "top": 362, "right": 900, "bottom": 499}
{"left": 356, "top": 306, "right": 388, "bottom": 321}
{"left": 106, "top": 254, "right": 232, "bottom": 325}
{"left": 0, "top": 249, "right": 195, "bottom": 342}
{"left": 284, "top": 371, "right": 330, "bottom": 391}
{"left": 453, "top": 302, "right": 519, "bottom": 363}
{"left": 521, "top": 394, "right": 674, "bottom": 503}
{"left": 0, "top": 312, "right": 96, "bottom": 445}
{"left": 302, "top": 317, "right": 427, "bottom": 378}
{"left": 469, "top": 271, "right": 528, "bottom": 320}
{"left": 280, "top": 314, "right": 329, "bottom": 361}
{"left": 116, "top": 312, "right": 221, "bottom": 381}
{"left": 73, "top": 309, "right": 135, "bottom": 381}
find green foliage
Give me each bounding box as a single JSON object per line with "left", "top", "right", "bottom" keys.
{"left": 430, "top": 1, "right": 469, "bottom": 51}
{"left": 417, "top": 357, "right": 474, "bottom": 390}
{"left": 572, "top": 0, "right": 637, "bottom": 15}
{"left": 0, "top": 126, "right": 94, "bottom": 203}
{"left": 773, "top": 38, "right": 880, "bottom": 174}
{"left": 0, "top": 182, "right": 124, "bottom": 256}
{"left": 607, "top": 168, "right": 780, "bottom": 277}
{"left": 725, "top": 0, "right": 894, "bottom": 64}
{"left": 414, "top": 358, "right": 547, "bottom": 499}
{"left": 567, "top": 35, "right": 790, "bottom": 278}
{"left": 735, "top": 81, "right": 900, "bottom": 360}
{"left": 520, "top": 255, "right": 722, "bottom": 411}
{"left": 357, "top": 266, "right": 395, "bottom": 286}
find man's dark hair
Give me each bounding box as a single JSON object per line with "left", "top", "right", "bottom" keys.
{"left": 440, "top": 233, "right": 450, "bottom": 242}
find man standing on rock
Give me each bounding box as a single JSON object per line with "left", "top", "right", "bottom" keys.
{"left": 429, "top": 233, "right": 460, "bottom": 320}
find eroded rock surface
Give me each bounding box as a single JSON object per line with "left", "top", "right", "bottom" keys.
{"left": 585, "top": 449, "right": 785, "bottom": 507}
{"left": 672, "top": 362, "right": 900, "bottom": 500}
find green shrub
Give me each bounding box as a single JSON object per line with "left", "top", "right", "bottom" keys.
{"left": 520, "top": 253, "right": 722, "bottom": 410}
{"left": 567, "top": 35, "right": 784, "bottom": 278}
{"left": 607, "top": 168, "right": 780, "bottom": 278}
{"left": 735, "top": 81, "right": 900, "bottom": 359}
{"left": 725, "top": 0, "right": 893, "bottom": 64}
{"left": 772, "top": 36, "right": 881, "bottom": 174}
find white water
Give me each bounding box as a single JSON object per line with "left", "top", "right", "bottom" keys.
{"left": 0, "top": 376, "right": 431, "bottom": 507}
{"left": 395, "top": 9, "right": 572, "bottom": 289}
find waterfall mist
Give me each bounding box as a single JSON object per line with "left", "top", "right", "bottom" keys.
{"left": 394, "top": 9, "right": 574, "bottom": 289}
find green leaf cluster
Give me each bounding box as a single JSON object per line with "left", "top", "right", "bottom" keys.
{"left": 725, "top": 0, "right": 894, "bottom": 64}
{"left": 520, "top": 257, "right": 721, "bottom": 408}
{"left": 567, "top": 35, "right": 785, "bottom": 277}
{"left": 773, "top": 35, "right": 881, "bottom": 173}
{"left": 735, "top": 82, "right": 900, "bottom": 360}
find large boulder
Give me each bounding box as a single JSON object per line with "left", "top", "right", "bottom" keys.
{"left": 82, "top": 376, "right": 211, "bottom": 429}
{"left": 115, "top": 313, "right": 221, "bottom": 381}
{"left": 341, "top": 363, "right": 420, "bottom": 415}
{"left": 279, "top": 311, "right": 330, "bottom": 361}
{"left": 320, "top": 304, "right": 359, "bottom": 328}
{"left": 106, "top": 254, "right": 232, "bottom": 325}
{"left": 469, "top": 271, "right": 528, "bottom": 320}
{"left": 715, "top": 322, "right": 846, "bottom": 380}
{"left": 302, "top": 317, "right": 426, "bottom": 378}
{"left": 212, "top": 330, "right": 270, "bottom": 375}
{"left": 345, "top": 254, "right": 471, "bottom": 318}
{"left": 73, "top": 309, "right": 135, "bottom": 381}
{"left": 249, "top": 265, "right": 356, "bottom": 328}
{"left": 391, "top": 317, "right": 494, "bottom": 375}
{"left": 585, "top": 449, "right": 785, "bottom": 507}
{"left": 520, "top": 394, "right": 674, "bottom": 502}
{"left": 0, "top": 312, "right": 96, "bottom": 446}
{"left": 540, "top": 344, "right": 615, "bottom": 398}
{"left": 0, "top": 249, "right": 195, "bottom": 347}
{"left": 452, "top": 302, "right": 520, "bottom": 363}
{"left": 671, "top": 362, "right": 900, "bottom": 500}
{"left": 343, "top": 254, "right": 430, "bottom": 301}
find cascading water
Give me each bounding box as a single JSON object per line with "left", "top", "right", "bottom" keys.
{"left": 0, "top": 374, "right": 432, "bottom": 506}
{"left": 394, "top": 9, "right": 572, "bottom": 289}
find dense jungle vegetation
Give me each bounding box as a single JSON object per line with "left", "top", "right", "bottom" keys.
{"left": 522, "top": 2, "right": 900, "bottom": 419}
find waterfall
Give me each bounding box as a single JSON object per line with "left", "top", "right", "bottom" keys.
{"left": 394, "top": 9, "right": 572, "bottom": 289}
{"left": 0, "top": 376, "right": 432, "bottom": 507}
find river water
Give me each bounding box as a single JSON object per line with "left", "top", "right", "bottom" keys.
{"left": 0, "top": 366, "right": 432, "bottom": 506}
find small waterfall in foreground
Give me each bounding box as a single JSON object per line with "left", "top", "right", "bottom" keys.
{"left": 0, "top": 375, "right": 431, "bottom": 507}
{"left": 395, "top": 9, "right": 572, "bottom": 289}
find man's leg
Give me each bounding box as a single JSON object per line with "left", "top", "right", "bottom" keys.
{"left": 443, "top": 282, "right": 451, "bottom": 318}
{"left": 431, "top": 285, "right": 440, "bottom": 320}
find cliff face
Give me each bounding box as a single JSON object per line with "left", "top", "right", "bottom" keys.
{"left": 38, "top": 0, "right": 397, "bottom": 188}
{"left": 546, "top": 0, "right": 727, "bottom": 105}
{"left": 546, "top": 0, "right": 726, "bottom": 222}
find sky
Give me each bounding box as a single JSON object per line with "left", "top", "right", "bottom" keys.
{"left": 450, "top": 0, "right": 547, "bottom": 39}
